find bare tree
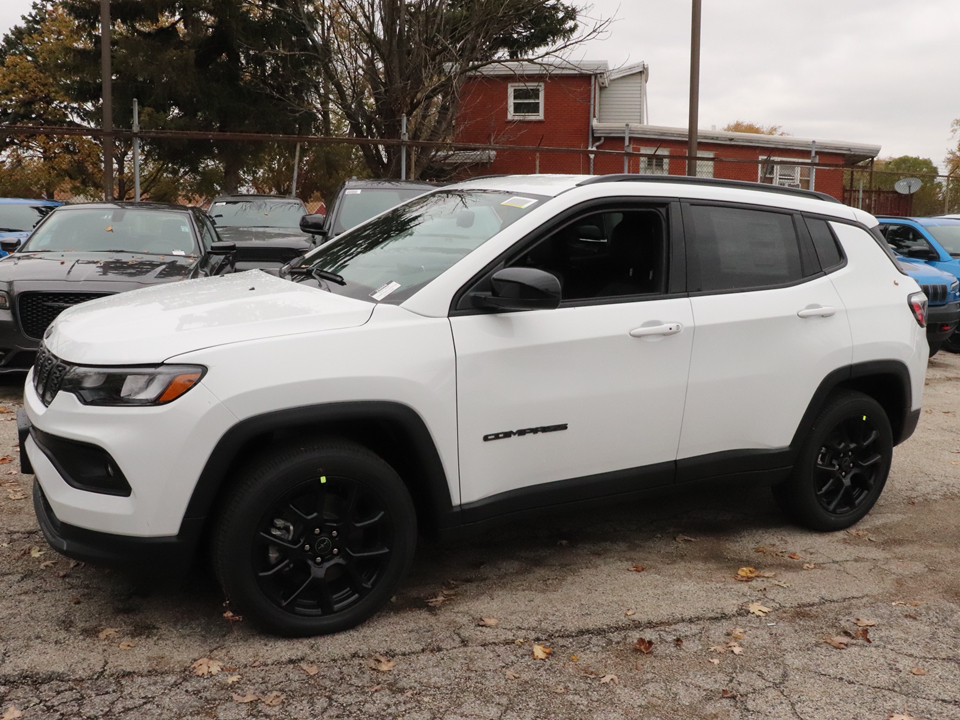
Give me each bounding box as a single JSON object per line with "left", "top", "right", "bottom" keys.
{"left": 265, "top": 0, "right": 609, "bottom": 178}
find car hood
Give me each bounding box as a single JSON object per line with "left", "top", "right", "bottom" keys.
{"left": 897, "top": 258, "right": 956, "bottom": 284}
{"left": 0, "top": 251, "right": 199, "bottom": 284}
{"left": 45, "top": 270, "right": 376, "bottom": 365}
{"left": 215, "top": 226, "right": 312, "bottom": 245}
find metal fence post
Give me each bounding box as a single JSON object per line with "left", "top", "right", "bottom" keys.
{"left": 132, "top": 98, "right": 140, "bottom": 201}
{"left": 400, "top": 114, "right": 408, "bottom": 180}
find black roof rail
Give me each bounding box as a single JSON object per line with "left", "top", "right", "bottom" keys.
{"left": 577, "top": 174, "right": 842, "bottom": 204}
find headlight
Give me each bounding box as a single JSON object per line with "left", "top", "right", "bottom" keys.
{"left": 951, "top": 280, "right": 959, "bottom": 296}
{"left": 59, "top": 365, "right": 206, "bottom": 406}
{"left": 0, "top": 291, "right": 9, "bottom": 310}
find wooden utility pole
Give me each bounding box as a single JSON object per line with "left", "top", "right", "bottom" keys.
{"left": 686, "top": 0, "right": 702, "bottom": 177}
{"left": 100, "top": 0, "right": 113, "bottom": 200}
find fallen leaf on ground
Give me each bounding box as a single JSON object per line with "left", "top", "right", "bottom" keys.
{"left": 98, "top": 628, "right": 119, "bottom": 639}
{"left": 788, "top": 553, "right": 803, "bottom": 560}
{"left": 225, "top": 675, "right": 241, "bottom": 684}
{"left": 893, "top": 601, "right": 923, "bottom": 607}
{"left": 826, "top": 636, "right": 850, "bottom": 650}
{"left": 911, "top": 668, "right": 927, "bottom": 676}
{"left": 599, "top": 674, "right": 618, "bottom": 684}
{"left": 477, "top": 617, "right": 499, "bottom": 627}
{"left": 300, "top": 663, "right": 319, "bottom": 676}
{"left": 553, "top": 685, "right": 566, "bottom": 694}
{"left": 367, "top": 655, "right": 396, "bottom": 672}
{"left": 674, "top": 637, "right": 683, "bottom": 647}
{"left": 505, "top": 670, "right": 520, "bottom": 680}
{"left": 368, "top": 685, "right": 382, "bottom": 693}
{"left": 728, "top": 642, "right": 744, "bottom": 655}
{"left": 2, "top": 707, "right": 23, "bottom": 720}
{"left": 721, "top": 689, "right": 738, "bottom": 699}
{"left": 39, "top": 560, "right": 54, "bottom": 569}
{"left": 233, "top": 694, "right": 258, "bottom": 703}
{"left": 803, "top": 563, "right": 816, "bottom": 570}
{"left": 731, "top": 627, "right": 745, "bottom": 640}
{"left": 222, "top": 610, "right": 242, "bottom": 624}
{"left": 570, "top": 655, "right": 578, "bottom": 662}
{"left": 426, "top": 589, "right": 455, "bottom": 607}
{"left": 748, "top": 603, "right": 771, "bottom": 617}
{"left": 261, "top": 692, "right": 285, "bottom": 707}
{"left": 633, "top": 638, "right": 654, "bottom": 654}
{"left": 855, "top": 627, "right": 871, "bottom": 643}
{"left": 0, "top": 407, "right": 13, "bottom": 414}
{"left": 532, "top": 644, "right": 553, "bottom": 660}
{"left": 854, "top": 618, "right": 876, "bottom": 627}
{"left": 30, "top": 547, "right": 44, "bottom": 558}
{"left": 676, "top": 535, "right": 696, "bottom": 543}
{"left": 625, "top": 609, "right": 635, "bottom": 617}
{"left": 629, "top": 564, "right": 645, "bottom": 572}
{"left": 889, "top": 715, "right": 916, "bottom": 720}
{"left": 192, "top": 658, "right": 224, "bottom": 676}
{"left": 119, "top": 641, "right": 134, "bottom": 650}
{"left": 709, "top": 658, "right": 720, "bottom": 665}
{"left": 0, "top": 457, "right": 12, "bottom": 465}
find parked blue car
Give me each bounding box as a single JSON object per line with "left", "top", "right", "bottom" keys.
{"left": 877, "top": 216, "right": 960, "bottom": 353}
{"left": 0, "top": 198, "right": 62, "bottom": 257}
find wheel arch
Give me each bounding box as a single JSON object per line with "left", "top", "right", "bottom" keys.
{"left": 790, "top": 361, "right": 916, "bottom": 454}
{"left": 180, "top": 402, "right": 460, "bottom": 543}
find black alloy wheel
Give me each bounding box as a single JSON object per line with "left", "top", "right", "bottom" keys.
{"left": 215, "top": 440, "right": 416, "bottom": 637}
{"left": 943, "top": 329, "right": 960, "bottom": 354}
{"left": 773, "top": 391, "right": 893, "bottom": 531}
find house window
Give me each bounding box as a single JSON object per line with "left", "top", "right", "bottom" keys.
{"left": 640, "top": 148, "right": 670, "bottom": 175}
{"left": 760, "top": 158, "right": 811, "bottom": 189}
{"left": 508, "top": 83, "right": 544, "bottom": 121}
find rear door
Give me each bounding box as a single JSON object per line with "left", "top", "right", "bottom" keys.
{"left": 676, "top": 203, "right": 852, "bottom": 470}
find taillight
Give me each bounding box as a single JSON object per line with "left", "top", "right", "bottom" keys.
{"left": 908, "top": 292, "right": 927, "bottom": 328}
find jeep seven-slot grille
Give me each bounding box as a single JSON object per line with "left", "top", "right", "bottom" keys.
{"left": 920, "top": 284, "right": 947, "bottom": 304}
{"left": 17, "top": 292, "right": 112, "bottom": 340}
{"left": 33, "top": 344, "right": 70, "bottom": 407}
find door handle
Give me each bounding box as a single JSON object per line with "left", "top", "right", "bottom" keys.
{"left": 797, "top": 305, "right": 836, "bottom": 318}
{"left": 629, "top": 323, "right": 683, "bottom": 338}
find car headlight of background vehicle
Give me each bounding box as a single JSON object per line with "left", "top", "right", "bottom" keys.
{"left": 0, "top": 291, "right": 10, "bottom": 310}
{"left": 59, "top": 365, "right": 206, "bottom": 406}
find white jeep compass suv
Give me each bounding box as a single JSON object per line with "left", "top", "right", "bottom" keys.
{"left": 21, "top": 175, "right": 929, "bottom": 636}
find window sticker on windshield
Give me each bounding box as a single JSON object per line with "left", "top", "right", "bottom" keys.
{"left": 501, "top": 196, "right": 537, "bottom": 209}
{"left": 345, "top": 189, "right": 362, "bottom": 194}
{"left": 370, "top": 281, "right": 401, "bottom": 301}
{"left": 172, "top": 250, "right": 186, "bottom": 256}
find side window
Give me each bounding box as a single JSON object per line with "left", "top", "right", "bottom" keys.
{"left": 195, "top": 212, "right": 217, "bottom": 250}
{"left": 510, "top": 208, "right": 667, "bottom": 301}
{"left": 879, "top": 224, "right": 932, "bottom": 256}
{"left": 805, "top": 217, "right": 844, "bottom": 271}
{"left": 687, "top": 205, "right": 803, "bottom": 292}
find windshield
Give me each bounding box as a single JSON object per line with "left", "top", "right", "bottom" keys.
{"left": 22, "top": 208, "right": 199, "bottom": 255}
{"left": 926, "top": 225, "right": 960, "bottom": 255}
{"left": 0, "top": 203, "right": 57, "bottom": 232}
{"left": 209, "top": 198, "right": 306, "bottom": 228}
{"left": 333, "top": 187, "right": 434, "bottom": 234}
{"left": 301, "top": 189, "right": 547, "bottom": 304}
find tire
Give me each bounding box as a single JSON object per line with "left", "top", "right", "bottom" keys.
{"left": 772, "top": 391, "right": 892, "bottom": 532}
{"left": 214, "top": 440, "right": 417, "bottom": 637}
{"left": 928, "top": 340, "right": 941, "bottom": 358}
{"left": 943, "top": 330, "right": 960, "bottom": 354}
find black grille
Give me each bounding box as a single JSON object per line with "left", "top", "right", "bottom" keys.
{"left": 17, "top": 292, "right": 112, "bottom": 340}
{"left": 921, "top": 284, "right": 947, "bottom": 304}
{"left": 33, "top": 344, "right": 70, "bottom": 407}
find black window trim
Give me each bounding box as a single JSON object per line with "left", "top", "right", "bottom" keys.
{"left": 800, "top": 213, "right": 848, "bottom": 275}
{"left": 448, "top": 196, "right": 684, "bottom": 317}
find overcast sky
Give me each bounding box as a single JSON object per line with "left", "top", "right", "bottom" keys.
{"left": 2, "top": 0, "right": 958, "bottom": 171}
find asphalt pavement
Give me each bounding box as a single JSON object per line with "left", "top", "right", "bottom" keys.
{"left": 1, "top": 354, "right": 959, "bottom": 719}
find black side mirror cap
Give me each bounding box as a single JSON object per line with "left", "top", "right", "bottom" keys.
{"left": 470, "top": 267, "right": 561, "bottom": 312}
{"left": 1, "top": 238, "right": 21, "bottom": 254}
{"left": 300, "top": 213, "right": 328, "bottom": 236}
{"left": 209, "top": 241, "right": 236, "bottom": 256}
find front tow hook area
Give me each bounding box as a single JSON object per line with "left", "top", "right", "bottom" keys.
{"left": 17, "top": 409, "right": 33, "bottom": 475}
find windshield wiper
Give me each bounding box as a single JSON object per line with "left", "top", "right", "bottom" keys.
{"left": 288, "top": 265, "right": 346, "bottom": 286}
{"left": 0, "top": 228, "right": 23, "bottom": 232}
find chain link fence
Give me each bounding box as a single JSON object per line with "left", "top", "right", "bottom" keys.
{"left": 2, "top": 126, "right": 957, "bottom": 218}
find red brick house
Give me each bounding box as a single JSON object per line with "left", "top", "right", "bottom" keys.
{"left": 453, "top": 60, "right": 880, "bottom": 201}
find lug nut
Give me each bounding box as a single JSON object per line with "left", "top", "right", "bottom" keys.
{"left": 332, "top": 531, "right": 338, "bottom": 538}
{"left": 304, "top": 544, "right": 310, "bottom": 551}
{"left": 314, "top": 528, "right": 321, "bottom": 535}
{"left": 333, "top": 548, "right": 339, "bottom": 555}
{"left": 315, "top": 557, "right": 322, "bottom": 563}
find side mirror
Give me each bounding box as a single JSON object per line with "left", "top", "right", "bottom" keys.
{"left": 209, "top": 241, "right": 236, "bottom": 256}
{"left": 300, "top": 213, "right": 328, "bottom": 236}
{"left": 1, "top": 238, "right": 21, "bottom": 254}
{"left": 470, "top": 267, "right": 561, "bottom": 312}
{"left": 906, "top": 246, "right": 938, "bottom": 261}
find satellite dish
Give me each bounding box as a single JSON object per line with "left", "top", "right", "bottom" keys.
{"left": 894, "top": 178, "right": 923, "bottom": 194}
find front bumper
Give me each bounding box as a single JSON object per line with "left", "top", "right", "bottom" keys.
{"left": 33, "top": 479, "right": 202, "bottom": 578}
{"left": 0, "top": 315, "right": 39, "bottom": 372}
